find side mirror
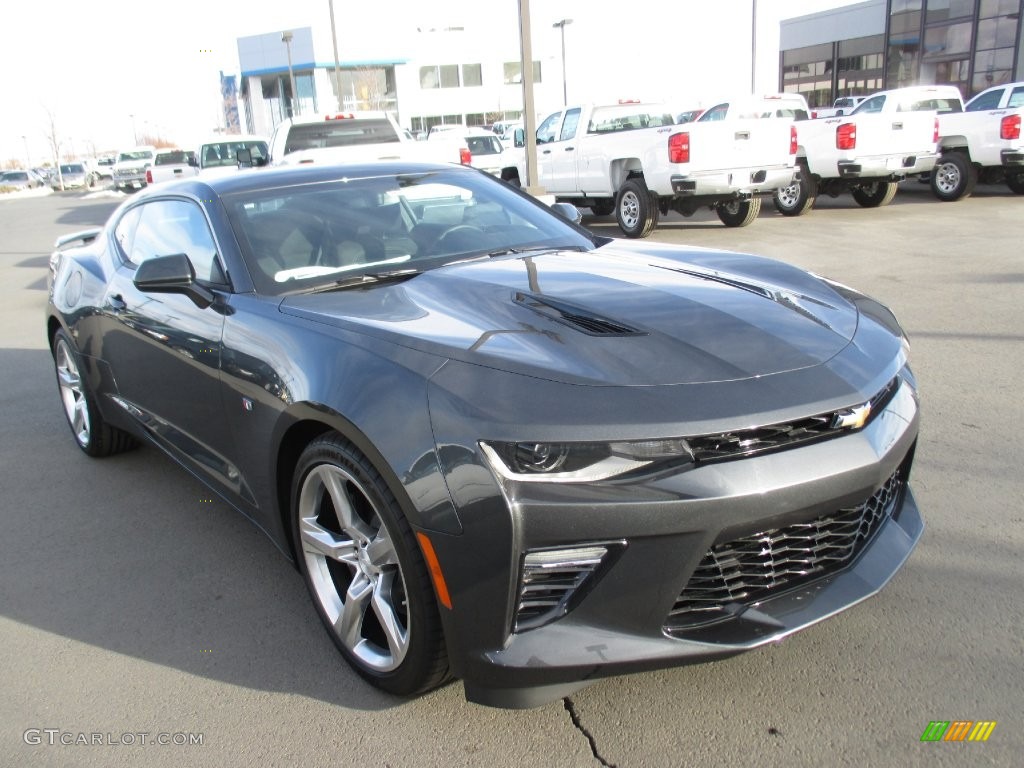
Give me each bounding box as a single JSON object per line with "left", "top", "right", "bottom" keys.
{"left": 551, "top": 202, "right": 583, "bottom": 225}
{"left": 513, "top": 128, "right": 525, "bottom": 148}
{"left": 236, "top": 148, "right": 252, "bottom": 167}
{"left": 133, "top": 253, "right": 215, "bottom": 309}
{"left": 188, "top": 155, "right": 199, "bottom": 167}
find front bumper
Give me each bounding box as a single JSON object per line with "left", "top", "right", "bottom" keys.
{"left": 427, "top": 370, "right": 921, "bottom": 708}
{"left": 837, "top": 151, "right": 939, "bottom": 179}
{"left": 669, "top": 165, "right": 796, "bottom": 197}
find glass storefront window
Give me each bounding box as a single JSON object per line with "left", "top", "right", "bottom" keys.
{"left": 979, "top": 0, "right": 1021, "bottom": 17}
{"left": 923, "top": 21, "right": 974, "bottom": 57}
{"left": 926, "top": 0, "right": 976, "bottom": 22}
{"left": 976, "top": 17, "right": 1019, "bottom": 47}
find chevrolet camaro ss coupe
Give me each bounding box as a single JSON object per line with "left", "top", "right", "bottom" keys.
{"left": 46, "top": 162, "right": 922, "bottom": 708}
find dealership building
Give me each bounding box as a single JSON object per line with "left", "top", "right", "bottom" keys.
{"left": 233, "top": 1, "right": 1023, "bottom": 136}
{"left": 781, "top": 0, "right": 1024, "bottom": 107}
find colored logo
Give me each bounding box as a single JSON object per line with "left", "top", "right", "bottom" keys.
{"left": 920, "top": 721, "right": 996, "bottom": 742}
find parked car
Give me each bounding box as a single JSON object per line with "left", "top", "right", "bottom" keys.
{"left": 193, "top": 136, "right": 269, "bottom": 172}
{"left": 145, "top": 149, "right": 199, "bottom": 185}
{"left": 47, "top": 161, "right": 922, "bottom": 709}
{"left": 428, "top": 128, "right": 507, "bottom": 176}
{"left": 112, "top": 146, "right": 157, "bottom": 192}
{"left": 52, "top": 162, "right": 96, "bottom": 190}
{"left": 0, "top": 169, "right": 46, "bottom": 190}
{"left": 504, "top": 101, "right": 798, "bottom": 234}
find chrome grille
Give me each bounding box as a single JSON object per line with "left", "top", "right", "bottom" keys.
{"left": 667, "top": 467, "right": 905, "bottom": 629}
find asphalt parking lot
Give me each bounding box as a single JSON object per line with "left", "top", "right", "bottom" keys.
{"left": 2, "top": 183, "right": 1021, "bottom": 767}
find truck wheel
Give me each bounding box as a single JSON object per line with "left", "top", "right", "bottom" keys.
{"left": 1006, "top": 172, "right": 1024, "bottom": 195}
{"left": 716, "top": 196, "right": 761, "bottom": 227}
{"left": 851, "top": 181, "right": 898, "bottom": 208}
{"left": 590, "top": 199, "right": 614, "bottom": 217}
{"left": 773, "top": 163, "right": 816, "bottom": 216}
{"left": 930, "top": 153, "right": 976, "bottom": 201}
{"left": 615, "top": 179, "right": 658, "bottom": 238}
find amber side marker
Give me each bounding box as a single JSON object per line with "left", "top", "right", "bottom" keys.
{"left": 415, "top": 532, "right": 453, "bottom": 610}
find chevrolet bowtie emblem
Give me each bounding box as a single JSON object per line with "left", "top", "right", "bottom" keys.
{"left": 833, "top": 402, "right": 872, "bottom": 430}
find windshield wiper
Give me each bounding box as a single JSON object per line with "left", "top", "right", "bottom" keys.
{"left": 308, "top": 269, "right": 420, "bottom": 293}
{"left": 486, "top": 244, "right": 586, "bottom": 258}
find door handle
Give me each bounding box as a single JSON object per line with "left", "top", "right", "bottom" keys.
{"left": 564, "top": 147, "right": 575, "bottom": 152}
{"left": 892, "top": 122, "right": 903, "bottom": 130}
{"left": 542, "top": 149, "right": 552, "bottom": 154}
{"left": 108, "top": 294, "right": 127, "bottom": 311}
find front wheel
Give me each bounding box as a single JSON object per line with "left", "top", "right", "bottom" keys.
{"left": 615, "top": 178, "right": 658, "bottom": 238}
{"left": 52, "top": 329, "right": 136, "bottom": 457}
{"left": 773, "top": 164, "right": 817, "bottom": 216}
{"left": 851, "top": 181, "right": 898, "bottom": 208}
{"left": 1006, "top": 171, "right": 1024, "bottom": 195}
{"left": 930, "top": 153, "right": 977, "bottom": 201}
{"left": 292, "top": 434, "right": 450, "bottom": 696}
{"left": 716, "top": 196, "right": 762, "bottom": 227}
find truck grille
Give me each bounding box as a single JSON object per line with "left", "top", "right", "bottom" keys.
{"left": 666, "top": 465, "right": 906, "bottom": 630}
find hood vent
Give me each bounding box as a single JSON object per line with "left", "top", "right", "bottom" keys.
{"left": 652, "top": 265, "right": 773, "bottom": 298}
{"left": 514, "top": 292, "right": 645, "bottom": 337}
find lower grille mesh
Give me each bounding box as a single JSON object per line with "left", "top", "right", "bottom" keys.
{"left": 667, "top": 467, "right": 905, "bottom": 629}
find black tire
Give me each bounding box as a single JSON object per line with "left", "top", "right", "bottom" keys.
{"left": 851, "top": 181, "right": 898, "bottom": 208}
{"left": 292, "top": 433, "right": 450, "bottom": 697}
{"left": 615, "top": 178, "right": 659, "bottom": 238}
{"left": 590, "top": 199, "right": 615, "bottom": 217}
{"left": 52, "top": 329, "right": 136, "bottom": 457}
{"left": 930, "top": 152, "right": 977, "bottom": 202}
{"left": 773, "top": 163, "right": 817, "bottom": 216}
{"left": 716, "top": 196, "right": 762, "bottom": 227}
{"left": 1006, "top": 172, "right": 1024, "bottom": 195}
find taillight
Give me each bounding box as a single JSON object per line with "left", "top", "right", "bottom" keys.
{"left": 790, "top": 125, "right": 798, "bottom": 155}
{"left": 145, "top": 169, "right": 153, "bottom": 184}
{"left": 836, "top": 122, "right": 857, "bottom": 150}
{"left": 459, "top": 147, "right": 472, "bottom": 165}
{"left": 933, "top": 117, "right": 940, "bottom": 143}
{"left": 1001, "top": 114, "right": 1021, "bottom": 140}
{"left": 324, "top": 113, "right": 355, "bottom": 120}
{"left": 668, "top": 132, "right": 690, "bottom": 163}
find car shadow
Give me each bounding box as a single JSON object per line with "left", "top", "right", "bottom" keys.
{"left": 0, "top": 347, "right": 430, "bottom": 712}
{"left": 56, "top": 201, "right": 122, "bottom": 227}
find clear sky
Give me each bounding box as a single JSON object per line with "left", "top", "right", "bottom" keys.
{"left": 1, "top": 0, "right": 853, "bottom": 165}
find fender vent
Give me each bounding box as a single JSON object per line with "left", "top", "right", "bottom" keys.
{"left": 514, "top": 292, "right": 645, "bottom": 336}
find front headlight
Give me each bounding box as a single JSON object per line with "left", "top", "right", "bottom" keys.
{"left": 480, "top": 438, "right": 693, "bottom": 483}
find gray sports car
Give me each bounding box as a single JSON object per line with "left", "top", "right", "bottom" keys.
{"left": 46, "top": 162, "right": 922, "bottom": 708}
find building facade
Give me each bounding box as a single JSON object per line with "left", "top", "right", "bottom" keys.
{"left": 781, "top": 0, "right": 1024, "bottom": 108}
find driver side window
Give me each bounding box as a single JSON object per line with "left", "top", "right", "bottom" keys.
{"left": 536, "top": 112, "right": 562, "bottom": 144}
{"left": 121, "top": 200, "right": 227, "bottom": 284}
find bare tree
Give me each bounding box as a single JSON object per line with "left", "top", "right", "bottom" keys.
{"left": 352, "top": 67, "right": 388, "bottom": 111}
{"left": 43, "top": 106, "right": 65, "bottom": 191}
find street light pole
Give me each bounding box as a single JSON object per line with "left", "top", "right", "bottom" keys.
{"left": 21, "top": 135, "right": 30, "bottom": 169}
{"left": 282, "top": 31, "right": 300, "bottom": 117}
{"left": 552, "top": 18, "right": 573, "bottom": 106}
{"left": 129, "top": 114, "right": 137, "bottom": 145}
{"left": 328, "top": 0, "right": 344, "bottom": 111}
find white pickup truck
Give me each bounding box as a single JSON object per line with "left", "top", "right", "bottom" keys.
{"left": 501, "top": 101, "right": 797, "bottom": 236}
{"left": 909, "top": 82, "right": 1024, "bottom": 200}
{"left": 111, "top": 146, "right": 156, "bottom": 192}
{"left": 145, "top": 148, "right": 199, "bottom": 186}
{"left": 772, "top": 88, "right": 940, "bottom": 216}
{"left": 812, "top": 96, "right": 867, "bottom": 119}
{"left": 268, "top": 111, "right": 471, "bottom": 167}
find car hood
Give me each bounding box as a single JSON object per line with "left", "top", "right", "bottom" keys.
{"left": 279, "top": 245, "right": 861, "bottom": 386}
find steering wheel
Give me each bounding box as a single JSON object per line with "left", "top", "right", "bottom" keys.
{"left": 431, "top": 225, "right": 486, "bottom": 255}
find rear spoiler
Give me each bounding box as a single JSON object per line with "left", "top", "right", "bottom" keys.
{"left": 53, "top": 228, "right": 102, "bottom": 250}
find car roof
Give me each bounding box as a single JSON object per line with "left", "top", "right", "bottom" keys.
{"left": 156, "top": 160, "right": 475, "bottom": 197}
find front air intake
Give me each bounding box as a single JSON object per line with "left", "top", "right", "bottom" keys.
{"left": 514, "top": 543, "right": 622, "bottom": 632}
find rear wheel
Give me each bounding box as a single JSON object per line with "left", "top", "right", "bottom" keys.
{"left": 292, "top": 433, "right": 450, "bottom": 696}
{"left": 1006, "top": 171, "right": 1024, "bottom": 195}
{"left": 930, "top": 153, "right": 976, "bottom": 201}
{"left": 716, "top": 196, "right": 762, "bottom": 227}
{"left": 52, "top": 329, "right": 136, "bottom": 457}
{"left": 851, "top": 181, "right": 898, "bottom": 208}
{"left": 773, "top": 163, "right": 817, "bottom": 216}
{"left": 615, "top": 178, "right": 658, "bottom": 238}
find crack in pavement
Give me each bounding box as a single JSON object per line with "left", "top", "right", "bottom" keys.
{"left": 563, "top": 697, "right": 616, "bottom": 767}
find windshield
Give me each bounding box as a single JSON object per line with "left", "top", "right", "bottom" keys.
{"left": 224, "top": 168, "right": 593, "bottom": 296}
{"left": 60, "top": 164, "right": 85, "bottom": 174}
{"left": 283, "top": 119, "right": 400, "bottom": 154}
{"left": 118, "top": 151, "right": 153, "bottom": 162}
{"left": 155, "top": 150, "right": 195, "bottom": 166}
{"left": 200, "top": 140, "right": 267, "bottom": 168}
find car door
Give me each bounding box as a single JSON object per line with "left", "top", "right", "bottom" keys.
{"left": 99, "top": 197, "right": 239, "bottom": 496}
{"left": 543, "top": 107, "right": 583, "bottom": 193}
